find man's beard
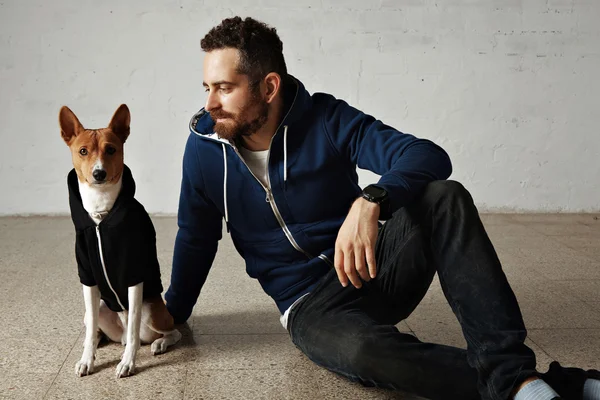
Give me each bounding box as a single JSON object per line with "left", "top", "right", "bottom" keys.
{"left": 211, "top": 98, "right": 269, "bottom": 142}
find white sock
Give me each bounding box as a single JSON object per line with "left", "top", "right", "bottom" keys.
{"left": 514, "top": 379, "right": 560, "bottom": 400}
{"left": 583, "top": 379, "right": 600, "bottom": 400}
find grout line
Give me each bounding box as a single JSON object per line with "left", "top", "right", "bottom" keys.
{"left": 546, "top": 279, "right": 600, "bottom": 281}
{"left": 191, "top": 332, "right": 290, "bottom": 336}
{"left": 527, "top": 327, "right": 600, "bottom": 331}
{"left": 183, "top": 366, "right": 314, "bottom": 373}
{"left": 182, "top": 313, "right": 193, "bottom": 400}
{"left": 181, "top": 363, "right": 189, "bottom": 400}
{"left": 42, "top": 327, "right": 84, "bottom": 399}
{"left": 526, "top": 335, "right": 557, "bottom": 363}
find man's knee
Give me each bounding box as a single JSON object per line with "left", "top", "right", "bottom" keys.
{"left": 422, "top": 180, "right": 473, "bottom": 208}
{"left": 342, "top": 334, "right": 388, "bottom": 378}
{"left": 297, "top": 324, "right": 378, "bottom": 376}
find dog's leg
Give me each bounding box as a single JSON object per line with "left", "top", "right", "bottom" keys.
{"left": 142, "top": 298, "right": 182, "bottom": 355}
{"left": 117, "top": 311, "right": 128, "bottom": 345}
{"left": 98, "top": 300, "right": 124, "bottom": 342}
{"left": 75, "top": 285, "right": 101, "bottom": 377}
{"left": 115, "top": 282, "right": 143, "bottom": 378}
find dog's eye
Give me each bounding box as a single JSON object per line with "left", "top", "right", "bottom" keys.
{"left": 106, "top": 146, "right": 116, "bottom": 155}
{"left": 79, "top": 148, "right": 88, "bottom": 156}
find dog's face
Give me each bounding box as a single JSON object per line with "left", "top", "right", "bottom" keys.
{"left": 59, "top": 105, "right": 130, "bottom": 185}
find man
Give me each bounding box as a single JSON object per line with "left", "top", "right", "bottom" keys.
{"left": 165, "top": 16, "right": 600, "bottom": 400}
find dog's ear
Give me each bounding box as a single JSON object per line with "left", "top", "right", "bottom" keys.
{"left": 108, "top": 104, "right": 131, "bottom": 144}
{"left": 59, "top": 106, "right": 84, "bottom": 145}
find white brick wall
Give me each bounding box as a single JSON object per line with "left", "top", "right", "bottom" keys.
{"left": 1, "top": 0, "right": 599, "bottom": 214}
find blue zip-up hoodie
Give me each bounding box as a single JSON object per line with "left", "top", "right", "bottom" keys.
{"left": 164, "top": 75, "right": 452, "bottom": 324}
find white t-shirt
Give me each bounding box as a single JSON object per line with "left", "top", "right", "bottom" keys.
{"left": 238, "top": 146, "right": 269, "bottom": 187}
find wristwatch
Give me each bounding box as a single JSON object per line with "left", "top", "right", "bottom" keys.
{"left": 361, "top": 184, "right": 388, "bottom": 205}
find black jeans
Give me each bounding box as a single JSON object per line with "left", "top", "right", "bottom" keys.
{"left": 287, "top": 180, "right": 596, "bottom": 400}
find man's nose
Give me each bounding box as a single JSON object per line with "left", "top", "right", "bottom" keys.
{"left": 205, "top": 90, "right": 220, "bottom": 112}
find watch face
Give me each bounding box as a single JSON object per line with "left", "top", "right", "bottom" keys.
{"left": 365, "top": 185, "right": 387, "bottom": 199}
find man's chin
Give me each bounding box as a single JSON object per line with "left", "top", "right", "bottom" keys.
{"left": 214, "top": 124, "right": 237, "bottom": 141}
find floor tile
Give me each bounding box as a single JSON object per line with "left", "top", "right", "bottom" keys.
{"left": 314, "top": 367, "right": 426, "bottom": 400}
{"left": 412, "top": 328, "right": 466, "bottom": 349}
{"left": 0, "top": 334, "right": 80, "bottom": 375}
{"left": 519, "top": 300, "right": 600, "bottom": 329}
{"left": 45, "top": 335, "right": 190, "bottom": 400}
{"left": 184, "top": 367, "right": 320, "bottom": 400}
{"left": 404, "top": 301, "right": 461, "bottom": 332}
{"left": 0, "top": 373, "right": 56, "bottom": 400}
{"left": 508, "top": 214, "right": 599, "bottom": 224}
{"left": 188, "top": 334, "right": 306, "bottom": 371}
{"left": 527, "top": 329, "right": 600, "bottom": 370}
{"left": 192, "top": 302, "right": 287, "bottom": 335}
{"left": 560, "top": 281, "right": 600, "bottom": 304}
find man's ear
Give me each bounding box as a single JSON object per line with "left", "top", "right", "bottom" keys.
{"left": 108, "top": 104, "right": 131, "bottom": 144}
{"left": 59, "top": 106, "right": 84, "bottom": 145}
{"left": 263, "top": 73, "right": 282, "bottom": 104}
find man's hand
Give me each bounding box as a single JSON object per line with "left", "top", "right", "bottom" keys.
{"left": 334, "top": 197, "right": 380, "bottom": 288}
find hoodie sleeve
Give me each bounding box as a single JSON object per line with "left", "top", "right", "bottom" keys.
{"left": 124, "top": 210, "right": 163, "bottom": 296}
{"left": 75, "top": 232, "right": 96, "bottom": 287}
{"left": 321, "top": 96, "right": 452, "bottom": 218}
{"left": 165, "top": 133, "right": 223, "bottom": 324}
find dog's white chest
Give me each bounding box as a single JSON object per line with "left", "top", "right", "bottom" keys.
{"left": 78, "top": 178, "right": 122, "bottom": 224}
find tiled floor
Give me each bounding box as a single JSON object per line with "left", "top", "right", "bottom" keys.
{"left": 0, "top": 214, "right": 599, "bottom": 399}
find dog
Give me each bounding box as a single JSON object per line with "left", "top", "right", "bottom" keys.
{"left": 59, "top": 104, "right": 181, "bottom": 378}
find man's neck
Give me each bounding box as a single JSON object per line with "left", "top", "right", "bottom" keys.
{"left": 240, "top": 97, "right": 284, "bottom": 151}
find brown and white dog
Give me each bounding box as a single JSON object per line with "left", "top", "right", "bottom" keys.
{"left": 59, "top": 104, "right": 181, "bottom": 378}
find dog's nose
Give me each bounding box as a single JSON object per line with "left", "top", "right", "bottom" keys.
{"left": 93, "top": 169, "right": 107, "bottom": 182}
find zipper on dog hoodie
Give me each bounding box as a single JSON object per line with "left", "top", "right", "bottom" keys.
{"left": 95, "top": 225, "right": 125, "bottom": 310}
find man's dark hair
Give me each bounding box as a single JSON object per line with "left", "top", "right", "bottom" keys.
{"left": 201, "top": 16, "right": 288, "bottom": 87}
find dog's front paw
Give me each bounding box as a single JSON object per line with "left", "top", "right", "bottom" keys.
{"left": 151, "top": 338, "right": 168, "bottom": 355}
{"left": 115, "top": 355, "right": 135, "bottom": 378}
{"left": 75, "top": 357, "right": 95, "bottom": 377}
{"left": 151, "top": 330, "right": 182, "bottom": 355}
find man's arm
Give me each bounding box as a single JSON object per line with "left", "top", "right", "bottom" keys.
{"left": 322, "top": 96, "right": 452, "bottom": 218}
{"left": 322, "top": 96, "right": 452, "bottom": 288}
{"left": 165, "top": 134, "right": 223, "bottom": 324}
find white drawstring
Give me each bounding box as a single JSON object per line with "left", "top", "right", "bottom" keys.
{"left": 283, "top": 125, "right": 288, "bottom": 183}
{"left": 222, "top": 144, "right": 229, "bottom": 225}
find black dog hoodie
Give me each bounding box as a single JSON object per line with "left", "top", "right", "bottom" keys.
{"left": 67, "top": 165, "right": 163, "bottom": 312}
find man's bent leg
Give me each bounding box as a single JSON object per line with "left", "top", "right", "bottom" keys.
{"left": 394, "top": 180, "right": 538, "bottom": 400}
{"left": 367, "top": 180, "right": 599, "bottom": 400}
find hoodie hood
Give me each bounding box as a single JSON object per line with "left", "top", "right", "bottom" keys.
{"left": 67, "top": 165, "right": 137, "bottom": 230}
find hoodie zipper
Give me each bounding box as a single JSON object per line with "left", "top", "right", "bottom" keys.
{"left": 95, "top": 225, "right": 126, "bottom": 310}
{"left": 231, "top": 146, "right": 313, "bottom": 259}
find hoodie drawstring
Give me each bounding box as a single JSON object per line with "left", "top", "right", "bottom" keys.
{"left": 222, "top": 143, "right": 229, "bottom": 232}
{"left": 283, "top": 125, "right": 288, "bottom": 186}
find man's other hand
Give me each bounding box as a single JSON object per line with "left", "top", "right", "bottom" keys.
{"left": 334, "top": 197, "right": 380, "bottom": 289}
